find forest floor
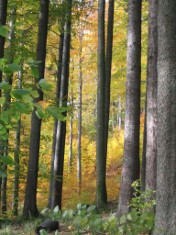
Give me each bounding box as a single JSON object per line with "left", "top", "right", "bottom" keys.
{"left": 0, "top": 201, "right": 118, "bottom": 235}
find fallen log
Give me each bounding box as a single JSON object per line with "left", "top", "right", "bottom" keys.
{"left": 35, "top": 219, "right": 59, "bottom": 234}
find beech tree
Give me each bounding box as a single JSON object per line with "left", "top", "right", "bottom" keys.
{"left": 117, "top": 0, "right": 141, "bottom": 217}
{"left": 0, "top": 0, "right": 8, "bottom": 210}
{"left": 154, "top": 0, "right": 176, "bottom": 234}
{"left": 51, "top": 0, "right": 72, "bottom": 209}
{"left": 23, "top": 0, "right": 49, "bottom": 217}
{"left": 144, "top": 0, "right": 157, "bottom": 193}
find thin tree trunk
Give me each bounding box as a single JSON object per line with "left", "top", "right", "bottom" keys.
{"left": 145, "top": 0, "right": 157, "bottom": 194}
{"left": 117, "top": 96, "right": 122, "bottom": 130}
{"left": 12, "top": 67, "right": 22, "bottom": 216}
{"left": 68, "top": 86, "right": 73, "bottom": 169}
{"left": 104, "top": 0, "right": 114, "bottom": 152}
{"left": 117, "top": 0, "right": 141, "bottom": 217}
{"left": 154, "top": 1, "right": 176, "bottom": 234}
{"left": 96, "top": 0, "right": 106, "bottom": 208}
{"left": 23, "top": 0, "right": 49, "bottom": 217}
{"left": 141, "top": 100, "right": 147, "bottom": 192}
{"left": 0, "top": 0, "right": 8, "bottom": 212}
{"left": 77, "top": 32, "right": 83, "bottom": 188}
{"left": 48, "top": 28, "right": 64, "bottom": 209}
{"left": 51, "top": 0, "right": 72, "bottom": 210}
{"left": 2, "top": 4, "right": 16, "bottom": 214}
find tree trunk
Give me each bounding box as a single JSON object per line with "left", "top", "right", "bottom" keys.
{"left": 117, "top": 0, "right": 141, "bottom": 217}
{"left": 68, "top": 85, "right": 73, "bottom": 169}
{"left": 141, "top": 100, "right": 146, "bottom": 192}
{"left": 1, "top": 4, "right": 16, "bottom": 214}
{"left": 48, "top": 28, "right": 64, "bottom": 209}
{"left": 0, "top": 0, "right": 8, "bottom": 212}
{"left": 96, "top": 0, "right": 106, "bottom": 208}
{"left": 12, "top": 67, "right": 22, "bottom": 216}
{"left": 51, "top": 0, "right": 72, "bottom": 210}
{"left": 154, "top": 1, "right": 176, "bottom": 234}
{"left": 145, "top": 0, "right": 157, "bottom": 194}
{"left": 77, "top": 32, "right": 83, "bottom": 188}
{"left": 23, "top": 0, "right": 49, "bottom": 217}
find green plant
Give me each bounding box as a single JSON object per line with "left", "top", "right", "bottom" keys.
{"left": 119, "top": 180, "right": 156, "bottom": 234}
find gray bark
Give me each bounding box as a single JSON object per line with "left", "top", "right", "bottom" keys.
{"left": 77, "top": 32, "right": 83, "bottom": 186}
{"left": 141, "top": 100, "right": 146, "bottom": 192}
{"left": 145, "top": 0, "right": 157, "bottom": 193}
{"left": 154, "top": 1, "right": 176, "bottom": 234}
{"left": 96, "top": 0, "right": 106, "bottom": 208}
{"left": 48, "top": 28, "right": 64, "bottom": 209}
{"left": 0, "top": 0, "right": 8, "bottom": 211}
{"left": 51, "top": 0, "right": 72, "bottom": 209}
{"left": 1, "top": 4, "right": 16, "bottom": 214}
{"left": 23, "top": 0, "right": 49, "bottom": 217}
{"left": 117, "top": 0, "right": 141, "bottom": 217}
{"left": 12, "top": 67, "right": 22, "bottom": 216}
{"left": 68, "top": 86, "right": 73, "bottom": 169}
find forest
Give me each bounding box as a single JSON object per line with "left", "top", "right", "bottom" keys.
{"left": 0, "top": 0, "right": 175, "bottom": 234}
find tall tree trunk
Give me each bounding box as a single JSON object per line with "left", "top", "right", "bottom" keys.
{"left": 23, "top": 0, "right": 49, "bottom": 217}
{"left": 77, "top": 32, "right": 83, "bottom": 188}
{"left": 0, "top": 0, "right": 8, "bottom": 212}
{"left": 117, "top": 0, "right": 141, "bottom": 217}
{"left": 51, "top": 0, "right": 72, "bottom": 210}
{"left": 145, "top": 0, "right": 157, "bottom": 194}
{"left": 117, "top": 96, "right": 122, "bottom": 130}
{"left": 1, "top": 3, "right": 16, "bottom": 214}
{"left": 141, "top": 100, "right": 147, "bottom": 192}
{"left": 96, "top": 0, "right": 106, "bottom": 208}
{"left": 68, "top": 85, "right": 73, "bottom": 169}
{"left": 12, "top": 67, "right": 22, "bottom": 216}
{"left": 48, "top": 28, "right": 64, "bottom": 209}
{"left": 154, "top": 1, "right": 176, "bottom": 234}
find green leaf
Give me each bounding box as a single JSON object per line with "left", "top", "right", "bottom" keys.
{"left": 87, "top": 205, "right": 96, "bottom": 213}
{"left": 120, "top": 215, "right": 127, "bottom": 224}
{"left": 30, "top": 90, "right": 39, "bottom": 98}
{"left": 0, "top": 169, "right": 6, "bottom": 178}
{"left": 0, "top": 82, "right": 12, "bottom": 90}
{"left": 11, "top": 89, "right": 31, "bottom": 99}
{"left": 46, "top": 106, "right": 66, "bottom": 121}
{"left": 31, "top": 66, "right": 39, "bottom": 78}
{"left": 35, "top": 108, "right": 46, "bottom": 119}
{"left": 0, "top": 25, "right": 8, "bottom": 38}
{"left": 7, "top": 63, "right": 20, "bottom": 73}
{"left": 0, "top": 97, "right": 5, "bottom": 105}
{"left": 2, "top": 155, "right": 14, "bottom": 165}
{"left": 14, "top": 101, "right": 31, "bottom": 114}
{"left": 38, "top": 79, "right": 52, "bottom": 91}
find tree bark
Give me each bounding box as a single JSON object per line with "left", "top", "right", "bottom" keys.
{"left": 77, "top": 32, "right": 83, "bottom": 187}
{"left": 51, "top": 0, "right": 72, "bottom": 210}
{"left": 1, "top": 3, "right": 16, "bottom": 214}
{"left": 96, "top": 0, "right": 106, "bottom": 208}
{"left": 23, "top": 0, "right": 49, "bottom": 217}
{"left": 117, "top": 0, "right": 141, "bottom": 217}
{"left": 48, "top": 28, "right": 64, "bottom": 209}
{"left": 0, "top": 0, "right": 8, "bottom": 212}
{"left": 154, "top": 1, "right": 176, "bottom": 234}
{"left": 145, "top": 0, "right": 157, "bottom": 194}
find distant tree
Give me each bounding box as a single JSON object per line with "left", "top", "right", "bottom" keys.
{"left": 117, "top": 0, "right": 141, "bottom": 217}
{"left": 77, "top": 29, "right": 83, "bottom": 189}
{"left": 1, "top": 3, "right": 16, "bottom": 214}
{"left": 23, "top": 0, "right": 49, "bottom": 217}
{"left": 51, "top": 0, "right": 72, "bottom": 210}
{"left": 0, "top": 0, "right": 8, "bottom": 211}
{"left": 154, "top": 1, "right": 176, "bottom": 234}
